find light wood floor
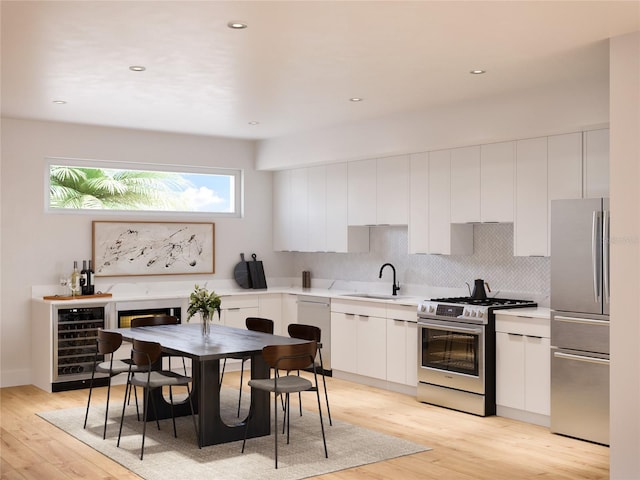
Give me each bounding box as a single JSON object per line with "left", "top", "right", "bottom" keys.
{"left": 1, "top": 373, "right": 609, "bottom": 479}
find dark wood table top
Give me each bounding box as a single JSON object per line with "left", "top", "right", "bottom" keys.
{"left": 107, "top": 322, "right": 305, "bottom": 361}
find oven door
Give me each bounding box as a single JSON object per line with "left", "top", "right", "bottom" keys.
{"left": 418, "top": 318, "right": 485, "bottom": 394}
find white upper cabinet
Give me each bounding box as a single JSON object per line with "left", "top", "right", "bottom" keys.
{"left": 348, "top": 156, "right": 409, "bottom": 226}
{"left": 429, "top": 150, "right": 473, "bottom": 255}
{"left": 548, "top": 132, "right": 583, "bottom": 201}
{"left": 450, "top": 146, "right": 481, "bottom": 223}
{"left": 289, "top": 168, "right": 309, "bottom": 251}
{"left": 584, "top": 128, "right": 610, "bottom": 198}
{"left": 273, "top": 170, "right": 292, "bottom": 251}
{"left": 480, "top": 141, "right": 515, "bottom": 223}
{"left": 515, "top": 137, "right": 548, "bottom": 257}
{"left": 307, "top": 165, "right": 327, "bottom": 252}
{"left": 348, "top": 159, "right": 377, "bottom": 225}
{"left": 377, "top": 155, "right": 410, "bottom": 225}
{"left": 409, "top": 152, "right": 429, "bottom": 254}
{"left": 428, "top": 150, "right": 451, "bottom": 254}
{"left": 547, "top": 132, "right": 583, "bottom": 253}
{"left": 274, "top": 164, "right": 368, "bottom": 253}
{"left": 326, "top": 163, "right": 369, "bottom": 253}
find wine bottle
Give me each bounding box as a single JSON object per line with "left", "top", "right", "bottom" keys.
{"left": 70, "top": 261, "right": 80, "bottom": 296}
{"left": 80, "top": 260, "right": 88, "bottom": 295}
{"left": 87, "top": 259, "right": 95, "bottom": 295}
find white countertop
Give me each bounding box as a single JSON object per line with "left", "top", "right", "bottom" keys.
{"left": 495, "top": 306, "right": 551, "bottom": 319}
{"left": 32, "top": 285, "right": 426, "bottom": 307}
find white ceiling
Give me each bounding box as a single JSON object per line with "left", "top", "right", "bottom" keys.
{"left": 1, "top": 1, "right": 639, "bottom": 140}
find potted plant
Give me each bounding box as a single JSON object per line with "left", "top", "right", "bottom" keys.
{"left": 187, "top": 284, "right": 221, "bottom": 337}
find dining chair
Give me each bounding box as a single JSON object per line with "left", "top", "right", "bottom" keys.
{"left": 287, "top": 323, "right": 333, "bottom": 426}
{"left": 84, "top": 330, "right": 140, "bottom": 439}
{"left": 219, "top": 317, "right": 274, "bottom": 417}
{"left": 130, "top": 315, "right": 188, "bottom": 375}
{"left": 241, "top": 341, "right": 328, "bottom": 469}
{"left": 117, "top": 339, "right": 199, "bottom": 460}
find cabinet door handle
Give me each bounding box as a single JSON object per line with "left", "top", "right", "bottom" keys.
{"left": 508, "top": 333, "right": 523, "bottom": 337}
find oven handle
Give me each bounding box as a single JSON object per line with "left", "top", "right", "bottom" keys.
{"left": 418, "top": 321, "right": 483, "bottom": 335}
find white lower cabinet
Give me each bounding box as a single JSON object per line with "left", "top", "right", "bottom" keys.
{"left": 258, "top": 293, "right": 283, "bottom": 335}
{"left": 356, "top": 314, "right": 387, "bottom": 380}
{"left": 220, "top": 295, "right": 260, "bottom": 330}
{"left": 386, "top": 306, "right": 418, "bottom": 387}
{"left": 331, "top": 299, "right": 386, "bottom": 381}
{"left": 280, "top": 293, "right": 298, "bottom": 336}
{"left": 495, "top": 313, "right": 550, "bottom": 424}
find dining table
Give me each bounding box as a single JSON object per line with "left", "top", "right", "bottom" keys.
{"left": 105, "top": 322, "right": 306, "bottom": 447}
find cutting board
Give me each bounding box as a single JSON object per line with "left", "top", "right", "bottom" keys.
{"left": 233, "top": 253, "right": 252, "bottom": 289}
{"left": 248, "top": 253, "right": 267, "bottom": 289}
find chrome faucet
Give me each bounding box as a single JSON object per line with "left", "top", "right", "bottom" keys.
{"left": 379, "top": 263, "right": 400, "bottom": 296}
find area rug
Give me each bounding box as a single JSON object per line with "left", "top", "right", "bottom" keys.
{"left": 38, "top": 388, "right": 430, "bottom": 480}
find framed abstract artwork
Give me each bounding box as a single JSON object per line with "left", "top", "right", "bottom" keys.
{"left": 92, "top": 221, "right": 215, "bottom": 277}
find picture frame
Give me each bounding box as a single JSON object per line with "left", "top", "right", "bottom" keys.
{"left": 92, "top": 221, "right": 215, "bottom": 277}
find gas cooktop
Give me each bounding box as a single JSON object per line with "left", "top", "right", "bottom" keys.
{"left": 429, "top": 297, "right": 536, "bottom": 307}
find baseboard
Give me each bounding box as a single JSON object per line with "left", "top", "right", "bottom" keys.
{"left": 332, "top": 370, "right": 417, "bottom": 397}
{"left": 497, "top": 405, "right": 550, "bottom": 427}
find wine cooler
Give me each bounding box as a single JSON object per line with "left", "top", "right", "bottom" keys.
{"left": 53, "top": 305, "right": 109, "bottom": 391}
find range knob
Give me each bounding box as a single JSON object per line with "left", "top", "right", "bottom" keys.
{"left": 470, "top": 310, "right": 477, "bottom": 317}
{"left": 429, "top": 305, "right": 436, "bottom": 313}
{"left": 478, "top": 311, "right": 484, "bottom": 318}
{"left": 420, "top": 305, "right": 427, "bottom": 312}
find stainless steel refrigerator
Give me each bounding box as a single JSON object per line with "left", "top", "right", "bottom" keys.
{"left": 550, "top": 198, "right": 610, "bottom": 445}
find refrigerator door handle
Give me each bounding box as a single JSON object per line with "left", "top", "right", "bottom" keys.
{"left": 553, "top": 315, "right": 610, "bottom": 326}
{"left": 592, "top": 211, "right": 601, "bottom": 303}
{"left": 603, "top": 209, "right": 610, "bottom": 304}
{"left": 553, "top": 351, "right": 610, "bottom": 366}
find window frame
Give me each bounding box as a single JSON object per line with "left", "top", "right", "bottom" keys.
{"left": 45, "top": 157, "right": 243, "bottom": 218}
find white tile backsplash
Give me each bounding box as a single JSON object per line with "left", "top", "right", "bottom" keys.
{"left": 292, "top": 223, "right": 550, "bottom": 306}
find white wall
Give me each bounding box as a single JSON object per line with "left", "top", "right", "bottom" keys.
{"left": 0, "top": 118, "right": 290, "bottom": 387}
{"left": 256, "top": 78, "right": 609, "bottom": 170}
{"left": 609, "top": 31, "right": 640, "bottom": 480}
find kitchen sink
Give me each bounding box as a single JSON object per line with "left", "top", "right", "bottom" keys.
{"left": 339, "top": 292, "right": 410, "bottom": 300}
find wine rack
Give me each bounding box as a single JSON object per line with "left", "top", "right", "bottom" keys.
{"left": 54, "top": 306, "right": 105, "bottom": 381}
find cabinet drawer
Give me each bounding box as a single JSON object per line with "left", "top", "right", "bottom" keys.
{"left": 386, "top": 304, "right": 417, "bottom": 322}
{"left": 220, "top": 295, "right": 260, "bottom": 310}
{"left": 495, "top": 313, "right": 550, "bottom": 338}
{"left": 330, "top": 299, "right": 386, "bottom": 318}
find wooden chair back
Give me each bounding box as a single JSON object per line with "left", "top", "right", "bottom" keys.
{"left": 246, "top": 317, "right": 274, "bottom": 334}
{"left": 288, "top": 323, "right": 321, "bottom": 343}
{"left": 131, "top": 339, "right": 163, "bottom": 367}
{"left": 97, "top": 330, "right": 123, "bottom": 355}
{"left": 262, "top": 341, "right": 317, "bottom": 372}
{"left": 130, "top": 315, "right": 179, "bottom": 327}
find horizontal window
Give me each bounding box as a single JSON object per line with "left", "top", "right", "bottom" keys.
{"left": 46, "top": 158, "right": 242, "bottom": 217}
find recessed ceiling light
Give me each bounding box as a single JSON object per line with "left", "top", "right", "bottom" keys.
{"left": 52, "top": 100, "right": 67, "bottom": 104}
{"left": 349, "top": 97, "right": 363, "bottom": 102}
{"left": 129, "top": 65, "right": 146, "bottom": 72}
{"left": 470, "top": 69, "right": 486, "bottom": 75}
{"left": 228, "top": 21, "right": 248, "bottom": 29}
{"left": 248, "top": 121, "right": 260, "bottom": 125}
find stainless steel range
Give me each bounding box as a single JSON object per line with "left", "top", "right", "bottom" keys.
{"left": 417, "top": 296, "right": 536, "bottom": 416}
